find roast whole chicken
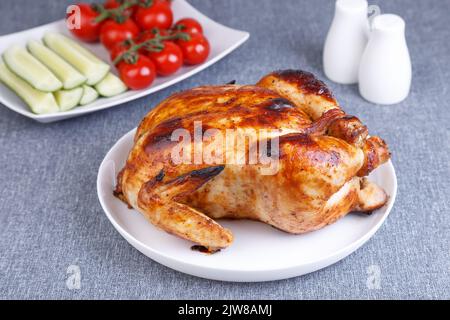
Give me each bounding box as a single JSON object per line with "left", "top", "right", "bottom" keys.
{"left": 114, "top": 70, "right": 390, "bottom": 252}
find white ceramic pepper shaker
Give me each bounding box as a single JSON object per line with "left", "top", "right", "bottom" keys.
{"left": 323, "top": 0, "right": 370, "bottom": 84}
{"left": 358, "top": 14, "right": 412, "bottom": 104}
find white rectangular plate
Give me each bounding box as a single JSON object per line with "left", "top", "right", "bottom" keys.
{"left": 0, "top": 0, "right": 249, "bottom": 123}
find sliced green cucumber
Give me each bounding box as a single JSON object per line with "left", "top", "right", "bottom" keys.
{"left": 3, "top": 45, "right": 62, "bottom": 92}
{"left": 0, "top": 61, "right": 59, "bottom": 114}
{"left": 27, "top": 40, "right": 86, "bottom": 90}
{"left": 80, "top": 85, "right": 99, "bottom": 105}
{"left": 43, "top": 32, "right": 110, "bottom": 86}
{"left": 53, "top": 87, "right": 83, "bottom": 111}
{"left": 94, "top": 73, "right": 127, "bottom": 97}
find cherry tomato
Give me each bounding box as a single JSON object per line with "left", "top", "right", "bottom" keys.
{"left": 104, "top": 0, "right": 136, "bottom": 17}
{"left": 147, "top": 41, "right": 183, "bottom": 76}
{"left": 134, "top": 1, "right": 173, "bottom": 31}
{"left": 100, "top": 19, "right": 140, "bottom": 51}
{"left": 177, "top": 33, "right": 210, "bottom": 65}
{"left": 66, "top": 3, "right": 102, "bottom": 42}
{"left": 117, "top": 54, "right": 156, "bottom": 90}
{"left": 174, "top": 18, "right": 203, "bottom": 36}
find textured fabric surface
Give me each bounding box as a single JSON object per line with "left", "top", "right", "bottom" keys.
{"left": 0, "top": 0, "right": 449, "bottom": 300}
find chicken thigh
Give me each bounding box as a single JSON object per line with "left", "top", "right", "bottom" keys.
{"left": 114, "top": 70, "right": 390, "bottom": 251}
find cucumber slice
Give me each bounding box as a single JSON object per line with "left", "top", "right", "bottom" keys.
{"left": 0, "top": 61, "right": 59, "bottom": 114}
{"left": 43, "top": 33, "right": 110, "bottom": 86}
{"left": 3, "top": 45, "right": 62, "bottom": 92}
{"left": 80, "top": 85, "right": 99, "bottom": 105}
{"left": 94, "top": 73, "right": 127, "bottom": 97}
{"left": 53, "top": 87, "right": 83, "bottom": 111}
{"left": 27, "top": 40, "right": 86, "bottom": 90}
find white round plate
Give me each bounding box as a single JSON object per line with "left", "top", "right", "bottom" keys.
{"left": 97, "top": 128, "right": 397, "bottom": 282}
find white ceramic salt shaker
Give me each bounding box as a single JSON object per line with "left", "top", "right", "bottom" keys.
{"left": 358, "top": 14, "right": 412, "bottom": 104}
{"left": 323, "top": 0, "right": 370, "bottom": 84}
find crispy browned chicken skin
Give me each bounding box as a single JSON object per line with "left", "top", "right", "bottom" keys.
{"left": 115, "top": 70, "right": 390, "bottom": 251}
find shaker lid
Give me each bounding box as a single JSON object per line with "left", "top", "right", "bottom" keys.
{"left": 372, "top": 14, "right": 406, "bottom": 33}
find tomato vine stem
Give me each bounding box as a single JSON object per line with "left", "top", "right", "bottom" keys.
{"left": 113, "top": 30, "right": 190, "bottom": 65}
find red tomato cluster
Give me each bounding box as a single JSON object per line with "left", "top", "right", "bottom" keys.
{"left": 67, "top": 0, "right": 210, "bottom": 90}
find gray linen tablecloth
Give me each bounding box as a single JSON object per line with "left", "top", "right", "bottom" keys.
{"left": 0, "top": 0, "right": 449, "bottom": 299}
